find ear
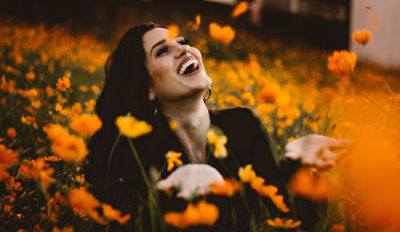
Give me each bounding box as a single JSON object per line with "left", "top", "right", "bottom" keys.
{"left": 148, "top": 88, "right": 155, "bottom": 101}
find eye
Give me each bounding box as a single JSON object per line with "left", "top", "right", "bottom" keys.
{"left": 156, "top": 46, "right": 170, "bottom": 57}
{"left": 178, "top": 38, "right": 190, "bottom": 45}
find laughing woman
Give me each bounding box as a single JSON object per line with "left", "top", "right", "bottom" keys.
{"left": 85, "top": 24, "right": 343, "bottom": 232}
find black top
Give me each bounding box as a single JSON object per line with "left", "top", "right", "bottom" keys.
{"left": 85, "top": 107, "right": 317, "bottom": 232}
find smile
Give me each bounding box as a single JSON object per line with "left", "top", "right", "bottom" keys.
{"left": 177, "top": 57, "right": 200, "bottom": 76}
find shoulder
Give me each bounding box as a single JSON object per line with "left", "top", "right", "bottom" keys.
{"left": 211, "top": 107, "right": 260, "bottom": 126}
{"left": 210, "top": 107, "right": 262, "bottom": 137}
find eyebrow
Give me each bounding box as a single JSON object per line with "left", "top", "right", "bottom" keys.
{"left": 150, "top": 39, "right": 166, "bottom": 55}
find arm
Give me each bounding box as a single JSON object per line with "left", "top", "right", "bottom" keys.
{"left": 245, "top": 109, "right": 318, "bottom": 229}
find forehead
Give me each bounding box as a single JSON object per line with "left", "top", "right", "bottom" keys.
{"left": 142, "top": 27, "right": 169, "bottom": 54}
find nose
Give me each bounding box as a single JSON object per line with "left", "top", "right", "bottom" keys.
{"left": 175, "top": 44, "right": 189, "bottom": 58}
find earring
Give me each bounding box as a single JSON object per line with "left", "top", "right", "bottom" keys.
{"left": 204, "top": 86, "right": 212, "bottom": 101}
{"left": 148, "top": 89, "right": 155, "bottom": 101}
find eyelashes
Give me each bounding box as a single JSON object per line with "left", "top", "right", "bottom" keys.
{"left": 155, "top": 38, "right": 190, "bottom": 57}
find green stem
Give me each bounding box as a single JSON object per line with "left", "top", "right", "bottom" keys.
{"left": 127, "top": 138, "right": 151, "bottom": 189}
{"left": 155, "top": 161, "right": 167, "bottom": 182}
{"left": 127, "top": 138, "right": 157, "bottom": 232}
{"left": 218, "top": 158, "right": 234, "bottom": 177}
{"left": 205, "top": 144, "right": 213, "bottom": 163}
{"left": 104, "top": 133, "right": 121, "bottom": 191}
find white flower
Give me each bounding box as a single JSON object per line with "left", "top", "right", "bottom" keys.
{"left": 157, "top": 164, "right": 224, "bottom": 200}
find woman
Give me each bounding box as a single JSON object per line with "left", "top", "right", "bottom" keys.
{"left": 85, "top": 23, "right": 340, "bottom": 232}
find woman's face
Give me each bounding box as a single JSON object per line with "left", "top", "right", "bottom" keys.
{"left": 142, "top": 27, "right": 211, "bottom": 102}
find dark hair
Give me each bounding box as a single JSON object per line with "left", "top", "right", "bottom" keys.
{"left": 85, "top": 23, "right": 158, "bottom": 193}
{"left": 96, "top": 23, "right": 158, "bottom": 126}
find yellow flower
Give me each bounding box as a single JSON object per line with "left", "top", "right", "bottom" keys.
{"left": 56, "top": 76, "right": 71, "bottom": 91}
{"left": 166, "top": 151, "right": 183, "bottom": 171}
{"left": 231, "top": 1, "right": 249, "bottom": 18}
{"left": 267, "top": 217, "right": 302, "bottom": 229}
{"left": 169, "top": 120, "right": 179, "bottom": 131}
{"left": 327, "top": 50, "right": 357, "bottom": 77}
{"left": 209, "top": 23, "right": 235, "bottom": 45}
{"left": 352, "top": 29, "right": 372, "bottom": 45}
{"left": 206, "top": 129, "right": 219, "bottom": 144}
{"left": 238, "top": 164, "right": 256, "bottom": 182}
{"left": 70, "top": 113, "right": 102, "bottom": 136}
{"left": 115, "top": 114, "right": 152, "bottom": 139}
{"left": 207, "top": 128, "right": 228, "bottom": 159}
{"left": 214, "top": 136, "right": 227, "bottom": 159}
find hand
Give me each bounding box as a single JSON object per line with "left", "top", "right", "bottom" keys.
{"left": 157, "top": 164, "right": 224, "bottom": 200}
{"left": 285, "top": 134, "right": 350, "bottom": 168}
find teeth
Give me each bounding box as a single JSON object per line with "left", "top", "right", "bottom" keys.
{"left": 179, "top": 59, "right": 199, "bottom": 75}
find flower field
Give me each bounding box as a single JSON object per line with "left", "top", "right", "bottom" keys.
{"left": 1, "top": 5, "right": 400, "bottom": 231}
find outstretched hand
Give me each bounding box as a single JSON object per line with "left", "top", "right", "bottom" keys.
{"left": 285, "top": 134, "right": 351, "bottom": 168}
{"left": 157, "top": 164, "right": 224, "bottom": 200}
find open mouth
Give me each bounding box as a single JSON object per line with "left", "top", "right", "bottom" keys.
{"left": 178, "top": 58, "right": 200, "bottom": 75}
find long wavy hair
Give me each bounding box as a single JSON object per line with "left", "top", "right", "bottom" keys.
{"left": 85, "top": 23, "right": 158, "bottom": 192}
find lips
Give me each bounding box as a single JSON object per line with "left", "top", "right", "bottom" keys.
{"left": 177, "top": 56, "right": 199, "bottom": 76}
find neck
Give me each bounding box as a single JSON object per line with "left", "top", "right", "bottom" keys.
{"left": 159, "top": 95, "right": 210, "bottom": 163}
{"left": 159, "top": 96, "right": 210, "bottom": 131}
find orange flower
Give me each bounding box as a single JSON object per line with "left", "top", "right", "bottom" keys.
{"left": 238, "top": 164, "right": 256, "bottom": 182}
{"left": 164, "top": 200, "right": 219, "bottom": 228}
{"left": 56, "top": 76, "right": 71, "bottom": 91}
{"left": 331, "top": 224, "right": 345, "bottom": 232}
{"left": 187, "top": 14, "right": 201, "bottom": 31}
{"left": 211, "top": 178, "right": 241, "bottom": 196}
{"left": 51, "top": 134, "right": 88, "bottom": 162}
{"left": 5, "top": 176, "right": 23, "bottom": 192}
{"left": 327, "top": 50, "right": 357, "bottom": 77}
{"left": 115, "top": 114, "right": 152, "bottom": 139}
{"left": 68, "top": 188, "right": 102, "bottom": 222}
{"left": 80, "top": 85, "right": 88, "bottom": 92}
{"left": 25, "top": 72, "right": 35, "bottom": 80}
{"left": 250, "top": 176, "right": 290, "bottom": 213}
{"left": 44, "top": 156, "right": 62, "bottom": 162}
{"left": 45, "top": 124, "right": 89, "bottom": 162}
{"left": 69, "top": 102, "right": 82, "bottom": 117}
{"left": 91, "top": 85, "right": 100, "bottom": 94}
{"left": 7, "top": 127, "right": 16, "bottom": 138}
{"left": 101, "top": 203, "right": 131, "bottom": 224}
{"left": 352, "top": 29, "right": 372, "bottom": 45}
{"left": 53, "top": 227, "right": 73, "bottom": 232}
{"left": 169, "top": 120, "right": 179, "bottom": 131}
{"left": 70, "top": 113, "right": 102, "bottom": 136}
{"left": 267, "top": 217, "right": 302, "bottom": 229}
{"left": 0, "top": 144, "right": 19, "bottom": 166}
{"left": 209, "top": 23, "right": 235, "bottom": 45}
{"left": 167, "top": 24, "right": 179, "bottom": 40}
{"left": 289, "top": 168, "right": 340, "bottom": 200}
{"left": 18, "top": 158, "right": 55, "bottom": 188}
{"left": 232, "top": 1, "right": 249, "bottom": 18}
{"left": 166, "top": 151, "right": 183, "bottom": 171}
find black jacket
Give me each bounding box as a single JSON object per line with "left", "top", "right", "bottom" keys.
{"left": 85, "top": 107, "right": 317, "bottom": 232}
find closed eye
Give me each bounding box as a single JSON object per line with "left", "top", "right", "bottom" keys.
{"left": 178, "top": 38, "right": 190, "bottom": 45}
{"left": 156, "top": 46, "right": 170, "bottom": 57}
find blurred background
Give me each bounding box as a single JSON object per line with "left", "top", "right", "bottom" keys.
{"left": 2, "top": 0, "right": 399, "bottom": 67}
{"left": 1, "top": 1, "right": 400, "bottom": 231}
